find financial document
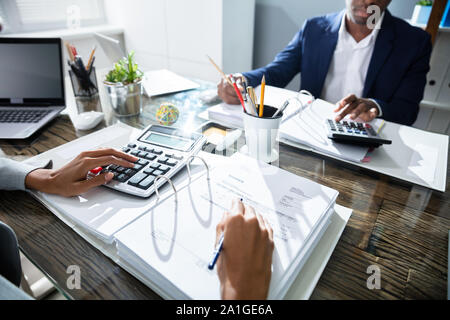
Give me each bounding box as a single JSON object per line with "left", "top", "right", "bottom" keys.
{"left": 115, "top": 153, "right": 339, "bottom": 299}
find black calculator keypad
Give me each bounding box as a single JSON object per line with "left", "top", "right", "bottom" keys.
{"left": 326, "top": 119, "right": 391, "bottom": 148}
{"left": 111, "top": 142, "right": 182, "bottom": 190}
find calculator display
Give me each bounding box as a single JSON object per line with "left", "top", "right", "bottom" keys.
{"left": 144, "top": 132, "right": 194, "bottom": 151}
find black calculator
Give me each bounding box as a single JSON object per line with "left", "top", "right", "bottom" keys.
{"left": 98, "top": 124, "right": 206, "bottom": 198}
{"left": 325, "top": 119, "right": 392, "bottom": 148}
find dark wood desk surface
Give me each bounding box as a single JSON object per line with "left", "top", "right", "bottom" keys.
{"left": 0, "top": 113, "right": 449, "bottom": 300}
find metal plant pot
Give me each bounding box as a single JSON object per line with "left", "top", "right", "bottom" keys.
{"left": 104, "top": 80, "right": 143, "bottom": 117}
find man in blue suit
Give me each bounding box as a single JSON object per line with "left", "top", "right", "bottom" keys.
{"left": 217, "top": 0, "right": 432, "bottom": 126}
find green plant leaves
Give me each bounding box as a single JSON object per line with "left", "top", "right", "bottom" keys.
{"left": 104, "top": 51, "right": 143, "bottom": 85}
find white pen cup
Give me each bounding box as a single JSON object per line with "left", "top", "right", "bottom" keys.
{"left": 242, "top": 105, "right": 283, "bottom": 163}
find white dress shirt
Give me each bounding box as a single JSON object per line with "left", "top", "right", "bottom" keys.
{"left": 321, "top": 12, "right": 384, "bottom": 116}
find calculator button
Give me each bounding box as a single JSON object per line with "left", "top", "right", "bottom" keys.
{"left": 157, "top": 157, "right": 168, "bottom": 164}
{"left": 127, "top": 143, "right": 136, "bottom": 148}
{"left": 166, "top": 159, "right": 178, "bottom": 167}
{"left": 137, "top": 159, "right": 149, "bottom": 166}
{"left": 132, "top": 163, "right": 144, "bottom": 171}
{"left": 124, "top": 168, "right": 134, "bottom": 175}
{"left": 165, "top": 153, "right": 174, "bottom": 158}
{"left": 116, "top": 174, "right": 128, "bottom": 183}
{"left": 138, "top": 146, "right": 147, "bottom": 151}
{"left": 152, "top": 170, "right": 163, "bottom": 176}
{"left": 130, "top": 150, "right": 140, "bottom": 156}
{"left": 145, "top": 154, "right": 157, "bottom": 161}
{"left": 138, "top": 175, "right": 155, "bottom": 189}
{"left": 146, "top": 147, "right": 154, "bottom": 153}
{"left": 127, "top": 172, "right": 148, "bottom": 186}
{"left": 116, "top": 166, "right": 126, "bottom": 173}
{"left": 152, "top": 148, "right": 163, "bottom": 155}
{"left": 150, "top": 162, "right": 160, "bottom": 169}
{"left": 121, "top": 147, "right": 130, "bottom": 153}
{"left": 108, "top": 164, "right": 119, "bottom": 171}
{"left": 158, "top": 165, "right": 170, "bottom": 173}
{"left": 172, "top": 155, "right": 183, "bottom": 160}
{"left": 138, "top": 151, "right": 148, "bottom": 158}
{"left": 144, "top": 168, "right": 154, "bottom": 175}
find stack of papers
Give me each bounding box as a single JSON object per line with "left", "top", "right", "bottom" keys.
{"left": 143, "top": 69, "right": 200, "bottom": 97}
{"left": 279, "top": 98, "right": 373, "bottom": 163}
{"left": 115, "top": 153, "right": 339, "bottom": 299}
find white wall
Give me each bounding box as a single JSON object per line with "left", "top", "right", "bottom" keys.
{"left": 105, "top": 0, "right": 255, "bottom": 82}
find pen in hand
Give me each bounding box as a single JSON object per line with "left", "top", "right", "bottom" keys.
{"left": 208, "top": 232, "right": 224, "bottom": 270}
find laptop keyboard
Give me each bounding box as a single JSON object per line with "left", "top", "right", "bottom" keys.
{"left": 0, "top": 110, "right": 51, "bottom": 123}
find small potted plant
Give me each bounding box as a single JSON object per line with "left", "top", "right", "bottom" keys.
{"left": 104, "top": 51, "right": 144, "bottom": 117}
{"left": 411, "top": 0, "right": 433, "bottom": 25}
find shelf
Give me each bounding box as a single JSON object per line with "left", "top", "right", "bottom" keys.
{"left": 1, "top": 24, "right": 124, "bottom": 40}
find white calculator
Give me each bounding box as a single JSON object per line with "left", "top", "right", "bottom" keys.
{"left": 102, "top": 124, "right": 206, "bottom": 198}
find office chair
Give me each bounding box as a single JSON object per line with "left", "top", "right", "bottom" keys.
{"left": 0, "top": 221, "right": 22, "bottom": 287}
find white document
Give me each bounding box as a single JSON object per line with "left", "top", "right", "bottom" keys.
{"left": 407, "top": 143, "right": 438, "bottom": 184}
{"left": 143, "top": 69, "right": 200, "bottom": 97}
{"left": 115, "top": 153, "right": 339, "bottom": 299}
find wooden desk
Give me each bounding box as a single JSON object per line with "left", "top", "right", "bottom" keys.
{"left": 0, "top": 83, "right": 448, "bottom": 299}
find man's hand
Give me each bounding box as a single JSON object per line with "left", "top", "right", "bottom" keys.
{"left": 216, "top": 198, "right": 274, "bottom": 300}
{"left": 334, "top": 94, "right": 379, "bottom": 122}
{"left": 217, "top": 75, "right": 245, "bottom": 105}
{"left": 25, "top": 148, "right": 138, "bottom": 197}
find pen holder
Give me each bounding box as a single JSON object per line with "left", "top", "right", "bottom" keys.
{"left": 69, "top": 67, "right": 98, "bottom": 98}
{"left": 242, "top": 105, "right": 283, "bottom": 163}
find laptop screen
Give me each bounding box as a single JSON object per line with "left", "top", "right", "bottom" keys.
{"left": 0, "top": 38, "right": 64, "bottom": 106}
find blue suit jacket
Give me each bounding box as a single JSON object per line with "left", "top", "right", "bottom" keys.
{"left": 243, "top": 10, "right": 432, "bottom": 126}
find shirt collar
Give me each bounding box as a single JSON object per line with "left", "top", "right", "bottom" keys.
{"left": 339, "top": 11, "right": 385, "bottom": 47}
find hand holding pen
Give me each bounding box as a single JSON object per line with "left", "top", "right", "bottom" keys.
{"left": 212, "top": 198, "right": 274, "bottom": 300}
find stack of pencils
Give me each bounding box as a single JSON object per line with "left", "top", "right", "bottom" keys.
{"left": 66, "top": 42, "right": 97, "bottom": 96}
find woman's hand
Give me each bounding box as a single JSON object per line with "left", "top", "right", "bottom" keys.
{"left": 216, "top": 198, "right": 274, "bottom": 300}
{"left": 25, "top": 148, "right": 137, "bottom": 197}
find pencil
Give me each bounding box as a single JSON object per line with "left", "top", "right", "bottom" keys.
{"left": 376, "top": 120, "right": 386, "bottom": 134}
{"left": 86, "top": 45, "right": 96, "bottom": 70}
{"left": 65, "top": 42, "right": 74, "bottom": 61}
{"left": 259, "top": 75, "right": 266, "bottom": 117}
{"left": 230, "top": 76, "right": 247, "bottom": 113}
{"left": 206, "top": 55, "right": 233, "bottom": 86}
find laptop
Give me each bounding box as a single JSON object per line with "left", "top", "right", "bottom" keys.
{"left": 0, "top": 38, "right": 65, "bottom": 139}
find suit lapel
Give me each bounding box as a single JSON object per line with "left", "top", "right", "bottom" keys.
{"left": 363, "top": 10, "right": 395, "bottom": 97}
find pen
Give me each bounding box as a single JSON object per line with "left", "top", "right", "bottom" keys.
{"left": 208, "top": 233, "right": 224, "bottom": 270}
{"left": 272, "top": 100, "right": 290, "bottom": 118}
{"left": 259, "top": 75, "right": 266, "bottom": 117}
